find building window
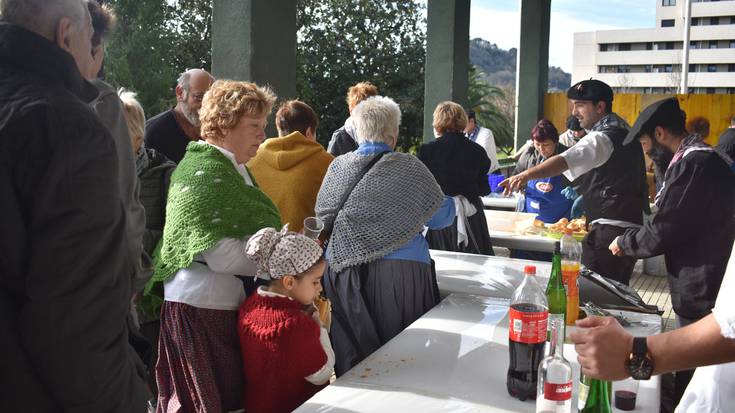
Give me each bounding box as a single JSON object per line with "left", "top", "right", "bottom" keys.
{"left": 665, "top": 64, "right": 673, "bottom": 73}
{"left": 690, "top": 41, "right": 699, "bottom": 49}
{"left": 730, "top": 40, "right": 735, "bottom": 48}
{"left": 645, "top": 42, "right": 653, "bottom": 50}
{"left": 689, "top": 64, "right": 697, "bottom": 72}
{"left": 709, "top": 40, "right": 718, "bottom": 49}
{"left": 600, "top": 44, "right": 608, "bottom": 52}
{"left": 711, "top": 17, "right": 719, "bottom": 25}
{"left": 707, "top": 88, "right": 716, "bottom": 94}
{"left": 666, "top": 42, "right": 675, "bottom": 50}
{"left": 731, "top": 16, "right": 735, "bottom": 24}
{"left": 708, "top": 64, "right": 717, "bottom": 72}
{"left": 729, "top": 64, "right": 735, "bottom": 72}
{"left": 662, "top": 0, "right": 675, "bottom": 6}
{"left": 661, "top": 19, "right": 675, "bottom": 27}
{"left": 692, "top": 17, "right": 700, "bottom": 26}
{"left": 619, "top": 43, "right": 631, "bottom": 51}
{"left": 645, "top": 65, "right": 653, "bottom": 73}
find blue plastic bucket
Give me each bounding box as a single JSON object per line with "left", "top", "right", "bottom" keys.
{"left": 488, "top": 173, "right": 505, "bottom": 193}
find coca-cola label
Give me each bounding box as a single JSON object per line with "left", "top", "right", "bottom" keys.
{"left": 544, "top": 381, "right": 573, "bottom": 401}
{"left": 508, "top": 308, "right": 548, "bottom": 344}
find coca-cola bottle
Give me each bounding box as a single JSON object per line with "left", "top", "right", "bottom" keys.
{"left": 536, "top": 317, "right": 572, "bottom": 413}
{"left": 507, "top": 265, "right": 548, "bottom": 401}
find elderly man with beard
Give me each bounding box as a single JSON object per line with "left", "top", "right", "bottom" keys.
{"left": 0, "top": 0, "right": 147, "bottom": 411}
{"left": 144, "top": 68, "right": 214, "bottom": 163}
{"left": 608, "top": 97, "right": 735, "bottom": 405}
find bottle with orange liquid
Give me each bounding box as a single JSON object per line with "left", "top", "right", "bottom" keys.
{"left": 560, "top": 228, "right": 582, "bottom": 326}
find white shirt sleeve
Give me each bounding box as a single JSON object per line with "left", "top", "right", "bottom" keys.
{"left": 200, "top": 237, "right": 257, "bottom": 275}
{"left": 713, "top": 253, "right": 735, "bottom": 339}
{"left": 476, "top": 127, "right": 500, "bottom": 173}
{"left": 305, "top": 326, "right": 336, "bottom": 385}
{"left": 559, "top": 131, "right": 614, "bottom": 181}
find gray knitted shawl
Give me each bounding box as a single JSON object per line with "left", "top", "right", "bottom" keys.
{"left": 316, "top": 151, "right": 444, "bottom": 272}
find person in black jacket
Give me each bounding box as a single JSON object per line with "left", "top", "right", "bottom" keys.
{"left": 327, "top": 81, "right": 379, "bottom": 156}
{"left": 717, "top": 115, "right": 735, "bottom": 161}
{"left": 609, "top": 98, "right": 735, "bottom": 405}
{"left": 0, "top": 1, "right": 147, "bottom": 412}
{"left": 419, "top": 101, "right": 494, "bottom": 255}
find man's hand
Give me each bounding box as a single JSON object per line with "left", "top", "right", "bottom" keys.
{"left": 499, "top": 172, "right": 529, "bottom": 196}
{"left": 609, "top": 236, "right": 624, "bottom": 257}
{"left": 569, "top": 316, "right": 634, "bottom": 381}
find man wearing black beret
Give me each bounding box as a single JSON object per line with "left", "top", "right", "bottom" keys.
{"left": 608, "top": 97, "right": 735, "bottom": 404}
{"left": 502, "top": 79, "right": 648, "bottom": 285}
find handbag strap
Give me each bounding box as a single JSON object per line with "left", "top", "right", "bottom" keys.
{"left": 324, "top": 151, "right": 389, "bottom": 237}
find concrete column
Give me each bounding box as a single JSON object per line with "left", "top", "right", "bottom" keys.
{"left": 212, "top": 0, "right": 297, "bottom": 101}
{"left": 423, "top": 0, "right": 471, "bottom": 143}
{"left": 514, "top": 0, "right": 551, "bottom": 151}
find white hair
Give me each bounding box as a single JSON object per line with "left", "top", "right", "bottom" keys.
{"left": 352, "top": 96, "right": 401, "bottom": 145}
{"left": 117, "top": 88, "right": 145, "bottom": 144}
{"left": 0, "top": 0, "right": 87, "bottom": 39}
{"left": 177, "top": 68, "right": 214, "bottom": 95}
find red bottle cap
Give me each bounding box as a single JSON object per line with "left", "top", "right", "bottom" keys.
{"left": 524, "top": 265, "right": 536, "bottom": 275}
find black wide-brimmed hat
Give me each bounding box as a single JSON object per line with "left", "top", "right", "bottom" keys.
{"left": 624, "top": 98, "right": 684, "bottom": 145}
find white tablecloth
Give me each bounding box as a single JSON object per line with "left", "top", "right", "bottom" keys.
{"left": 489, "top": 231, "right": 557, "bottom": 253}
{"left": 432, "top": 250, "right": 552, "bottom": 299}
{"left": 295, "top": 294, "right": 661, "bottom": 412}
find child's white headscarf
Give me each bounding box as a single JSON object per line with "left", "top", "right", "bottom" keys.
{"left": 245, "top": 225, "right": 323, "bottom": 280}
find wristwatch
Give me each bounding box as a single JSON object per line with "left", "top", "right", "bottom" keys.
{"left": 625, "top": 337, "right": 653, "bottom": 380}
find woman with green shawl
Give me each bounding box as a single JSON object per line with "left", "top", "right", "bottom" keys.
{"left": 145, "top": 80, "right": 281, "bottom": 413}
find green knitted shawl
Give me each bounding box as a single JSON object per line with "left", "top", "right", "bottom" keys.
{"left": 143, "top": 142, "right": 281, "bottom": 299}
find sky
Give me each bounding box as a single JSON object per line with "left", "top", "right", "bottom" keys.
{"left": 470, "top": 0, "right": 657, "bottom": 73}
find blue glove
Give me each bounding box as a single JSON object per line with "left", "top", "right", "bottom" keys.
{"left": 561, "top": 186, "right": 578, "bottom": 200}
{"left": 571, "top": 195, "right": 585, "bottom": 219}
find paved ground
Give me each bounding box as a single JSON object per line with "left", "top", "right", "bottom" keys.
{"left": 630, "top": 260, "right": 675, "bottom": 332}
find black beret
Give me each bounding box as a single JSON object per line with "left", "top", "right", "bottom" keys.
{"left": 624, "top": 98, "right": 684, "bottom": 145}
{"left": 566, "top": 79, "right": 613, "bottom": 103}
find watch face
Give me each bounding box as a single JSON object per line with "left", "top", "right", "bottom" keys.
{"left": 627, "top": 354, "right": 653, "bottom": 379}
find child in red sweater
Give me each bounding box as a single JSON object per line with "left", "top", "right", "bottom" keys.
{"left": 238, "top": 226, "right": 335, "bottom": 413}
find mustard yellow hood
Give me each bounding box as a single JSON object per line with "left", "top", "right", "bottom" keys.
{"left": 251, "top": 131, "right": 325, "bottom": 170}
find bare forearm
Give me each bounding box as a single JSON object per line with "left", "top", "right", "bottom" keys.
{"left": 524, "top": 155, "right": 569, "bottom": 180}
{"left": 649, "top": 314, "right": 735, "bottom": 375}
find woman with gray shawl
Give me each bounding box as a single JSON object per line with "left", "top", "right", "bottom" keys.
{"left": 316, "top": 96, "right": 456, "bottom": 375}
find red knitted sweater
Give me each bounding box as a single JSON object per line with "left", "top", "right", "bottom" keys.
{"left": 238, "top": 292, "right": 327, "bottom": 413}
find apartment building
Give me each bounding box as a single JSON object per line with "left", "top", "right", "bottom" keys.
{"left": 573, "top": 0, "right": 735, "bottom": 94}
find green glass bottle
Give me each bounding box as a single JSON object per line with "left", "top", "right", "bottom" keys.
{"left": 579, "top": 374, "right": 613, "bottom": 413}
{"left": 545, "top": 242, "right": 566, "bottom": 341}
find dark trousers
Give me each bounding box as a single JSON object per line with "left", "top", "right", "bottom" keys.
{"left": 582, "top": 224, "right": 636, "bottom": 285}
{"left": 674, "top": 314, "right": 698, "bottom": 408}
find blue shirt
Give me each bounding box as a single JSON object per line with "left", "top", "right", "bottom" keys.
{"left": 354, "top": 142, "right": 456, "bottom": 264}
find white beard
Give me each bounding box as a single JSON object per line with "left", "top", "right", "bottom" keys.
{"left": 181, "top": 102, "right": 200, "bottom": 127}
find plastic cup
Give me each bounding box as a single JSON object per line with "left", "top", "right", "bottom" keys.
{"left": 614, "top": 378, "right": 639, "bottom": 410}
{"left": 303, "top": 217, "right": 324, "bottom": 240}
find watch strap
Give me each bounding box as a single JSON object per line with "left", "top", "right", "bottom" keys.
{"left": 632, "top": 336, "right": 647, "bottom": 356}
